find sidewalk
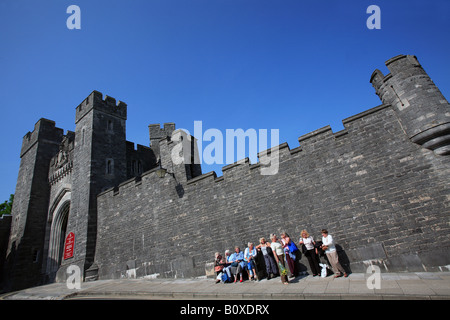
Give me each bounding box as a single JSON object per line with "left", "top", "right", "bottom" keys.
{"left": 2, "top": 272, "right": 450, "bottom": 300}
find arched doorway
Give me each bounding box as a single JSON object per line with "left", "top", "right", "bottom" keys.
{"left": 45, "top": 197, "right": 71, "bottom": 282}
{"left": 55, "top": 202, "right": 69, "bottom": 267}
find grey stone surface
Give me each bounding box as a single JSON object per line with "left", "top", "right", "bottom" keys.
{"left": 2, "top": 272, "right": 450, "bottom": 300}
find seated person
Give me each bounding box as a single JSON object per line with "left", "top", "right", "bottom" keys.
{"left": 244, "top": 242, "right": 258, "bottom": 281}
{"left": 222, "top": 250, "right": 233, "bottom": 281}
{"left": 229, "top": 246, "right": 246, "bottom": 283}
{"left": 214, "top": 252, "right": 226, "bottom": 283}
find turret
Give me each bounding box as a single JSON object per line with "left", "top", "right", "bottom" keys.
{"left": 148, "top": 123, "right": 175, "bottom": 160}
{"left": 370, "top": 55, "right": 450, "bottom": 155}
{"left": 150, "top": 124, "right": 202, "bottom": 184}
{"left": 5, "top": 119, "right": 64, "bottom": 290}
{"left": 75, "top": 90, "right": 127, "bottom": 124}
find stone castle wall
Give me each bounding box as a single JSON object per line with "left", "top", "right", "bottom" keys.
{"left": 94, "top": 103, "right": 450, "bottom": 279}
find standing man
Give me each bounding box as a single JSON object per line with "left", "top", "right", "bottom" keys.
{"left": 321, "top": 229, "right": 348, "bottom": 278}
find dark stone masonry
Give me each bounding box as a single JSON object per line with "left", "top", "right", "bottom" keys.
{"left": 1, "top": 55, "right": 449, "bottom": 291}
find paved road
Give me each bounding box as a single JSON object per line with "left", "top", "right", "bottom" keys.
{"left": 1, "top": 271, "right": 450, "bottom": 300}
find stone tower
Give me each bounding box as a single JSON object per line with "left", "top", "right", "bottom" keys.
{"left": 4, "top": 119, "right": 64, "bottom": 290}
{"left": 149, "top": 123, "right": 202, "bottom": 184}
{"left": 370, "top": 54, "right": 450, "bottom": 155}
{"left": 149, "top": 123, "right": 176, "bottom": 160}
{"left": 55, "top": 91, "right": 128, "bottom": 282}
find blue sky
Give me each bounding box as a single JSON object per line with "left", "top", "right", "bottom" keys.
{"left": 1, "top": 0, "right": 449, "bottom": 202}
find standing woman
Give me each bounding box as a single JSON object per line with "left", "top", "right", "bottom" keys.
{"left": 244, "top": 242, "right": 258, "bottom": 281}
{"left": 299, "top": 230, "right": 321, "bottom": 277}
{"left": 280, "top": 232, "right": 300, "bottom": 278}
{"left": 270, "top": 234, "right": 289, "bottom": 284}
{"left": 256, "top": 237, "right": 279, "bottom": 280}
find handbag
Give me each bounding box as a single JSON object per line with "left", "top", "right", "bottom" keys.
{"left": 214, "top": 265, "right": 224, "bottom": 272}
{"left": 221, "top": 272, "right": 230, "bottom": 283}
{"left": 301, "top": 244, "right": 307, "bottom": 254}
{"left": 287, "top": 240, "right": 299, "bottom": 253}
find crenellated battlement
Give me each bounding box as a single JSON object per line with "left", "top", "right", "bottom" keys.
{"left": 370, "top": 55, "right": 450, "bottom": 155}
{"left": 370, "top": 55, "right": 427, "bottom": 109}
{"left": 20, "top": 118, "right": 64, "bottom": 158}
{"left": 149, "top": 123, "right": 176, "bottom": 145}
{"left": 148, "top": 123, "right": 177, "bottom": 164}
{"left": 75, "top": 90, "right": 127, "bottom": 124}
{"left": 126, "top": 141, "right": 152, "bottom": 153}
{"left": 100, "top": 102, "right": 397, "bottom": 196}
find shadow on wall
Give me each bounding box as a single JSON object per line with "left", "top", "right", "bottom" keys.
{"left": 336, "top": 244, "right": 352, "bottom": 274}
{"left": 300, "top": 242, "right": 352, "bottom": 276}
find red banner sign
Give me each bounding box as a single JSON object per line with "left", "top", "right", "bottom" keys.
{"left": 64, "top": 232, "right": 75, "bottom": 260}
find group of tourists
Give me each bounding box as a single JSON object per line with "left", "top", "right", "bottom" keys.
{"left": 214, "top": 229, "right": 348, "bottom": 285}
